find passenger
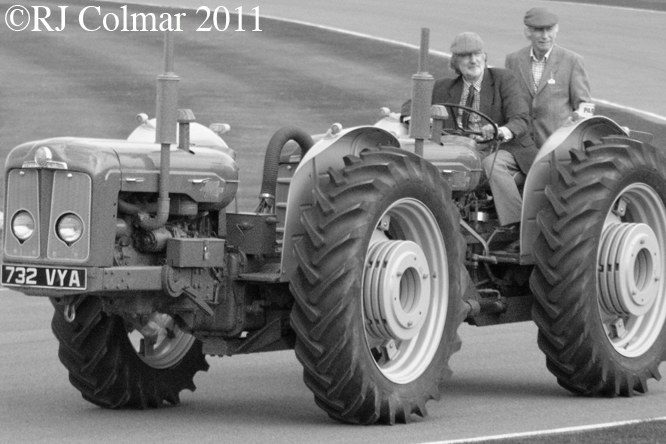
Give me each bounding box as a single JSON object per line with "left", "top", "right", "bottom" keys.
{"left": 505, "top": 7, "right": 592, "bottom": 148}
{"left": 401, "top": 32, "right": 538, "bottom": 229}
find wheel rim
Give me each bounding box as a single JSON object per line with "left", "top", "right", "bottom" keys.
{"left": 128, "top": 312, "right": 196, "bottom": 369}
{"left": 362, "top": 198, "right": 448, "bottom": 384}
{"left": 597, "top": 183, "right": 666, "bottom": 357}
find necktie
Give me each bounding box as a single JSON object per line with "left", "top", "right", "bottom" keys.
{"left": 463, "top": 84, "right": 475, "bottom": 127}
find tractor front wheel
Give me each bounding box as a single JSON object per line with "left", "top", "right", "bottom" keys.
{"left": 290, "top": 148, "right": 466, "bottom": 424}
{"left": 52, "top": 296, "right": 209, "bottom": 408}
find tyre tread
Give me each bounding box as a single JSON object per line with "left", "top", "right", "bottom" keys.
{"left": 52, "top": 296, "right": 208, "bottom": 409}
{"left": 531, "top": 137, "right": 666, "bottom": 397}
{"left": 290, "top": 148, "right": 465, "bottom": 424}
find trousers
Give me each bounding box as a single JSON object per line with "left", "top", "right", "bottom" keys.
{"left": 481, "top": 149, "right": 523, "bottom": 226}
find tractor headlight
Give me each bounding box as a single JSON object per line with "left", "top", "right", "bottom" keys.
{"left": 12, "top": 211, "right": 35, "bottom": 241}
{"left": 56, "top": 213, "right": 84, "bottom": 244}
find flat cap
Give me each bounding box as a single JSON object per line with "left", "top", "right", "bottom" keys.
{"left": 450, "top": 32, "right": 484, "bottom": 55}
{"left": 524, "top": 7, "right": 558, "bottom": 27}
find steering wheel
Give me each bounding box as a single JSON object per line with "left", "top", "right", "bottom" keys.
{"left": 433, "top": 103, "right": 500, "bottom": 144}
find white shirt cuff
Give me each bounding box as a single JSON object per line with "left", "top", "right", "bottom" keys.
{"left": 499, "top": 126, "right": 513, "bottom": 141}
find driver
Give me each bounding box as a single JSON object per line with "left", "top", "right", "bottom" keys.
{"left": 401, "top": 32, "right": 538, "bottom": 230}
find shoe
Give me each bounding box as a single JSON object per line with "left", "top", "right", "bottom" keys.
{"left": 502, "top": 222, "right": 520, "bottom": 232}
{"left": 506, "top": 239, "right": 520, "bottom": 253}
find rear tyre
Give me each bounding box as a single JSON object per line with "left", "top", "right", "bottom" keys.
{"left": 290, "top": 148, "right": 466, "bottom": 424}
{"left": 531, "top": 136, "right": 666, "bottom": 396}
{"left": 52, "top": 296, "right": 208, "bottom": 408}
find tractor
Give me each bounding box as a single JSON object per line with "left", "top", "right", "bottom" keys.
{"left": 3, "top": 29, "right": 666, "bottom": 425}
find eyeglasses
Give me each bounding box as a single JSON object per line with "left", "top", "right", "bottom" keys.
{"left": 458, "top": 51, "right": 484, "bottom": 60}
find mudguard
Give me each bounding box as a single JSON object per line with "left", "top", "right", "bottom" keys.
{"left": 519, "top": 116, "right": 627, "bottom": 263}
{"left": 279, "top": 125, "right": 400, "bottom": 281}
{"left": 373, "top": 111, "right": 409, "bottom": 140}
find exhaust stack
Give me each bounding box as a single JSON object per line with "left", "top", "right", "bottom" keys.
{"left": 409, "top": 28, "right": 434, "bottom": 157}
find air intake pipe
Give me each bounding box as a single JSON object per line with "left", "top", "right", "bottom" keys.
{"left": 255, "top": 126, "right": 314, "bottom": 214}
{"left": 140, "top": 31, "right": 179, "bottom": 231}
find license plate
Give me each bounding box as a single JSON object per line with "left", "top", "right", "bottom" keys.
{"left": 1, "top": 264, "right": 87, "bottom": 290}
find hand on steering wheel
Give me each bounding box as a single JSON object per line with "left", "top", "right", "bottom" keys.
{"left": 434, "top": 103, "right": 500, "bottom": 144}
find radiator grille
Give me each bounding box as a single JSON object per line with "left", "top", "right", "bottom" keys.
{"left": 4, "top": 170, "right": 40, "bottom": 258}
{"left": 4, "top": 169, "right": 91, "bottom": 262}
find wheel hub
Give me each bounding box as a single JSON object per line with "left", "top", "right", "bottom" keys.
{"left": 363, "top": 240, "right": 431, "bottom": 342}
{"left": 598, "top": 222, "right": 661, "bottom": 317}
{"left": 129, "top": 311, "right": 195, "bottom": 369}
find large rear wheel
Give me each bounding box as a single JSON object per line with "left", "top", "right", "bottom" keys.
{"left": 52, "top": 296, "right": 208, "bottom": 408}
{"left": 531, "top": 136, "right": 666, "bottom": 396}
{"left": 290, "top": 148, "right": 466, "bottom": 424}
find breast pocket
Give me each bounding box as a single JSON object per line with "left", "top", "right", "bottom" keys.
{"left": 544, "top": 78, "right": 567, "bottom": 95}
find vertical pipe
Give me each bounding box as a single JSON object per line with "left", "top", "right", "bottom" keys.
{"left": 140, "top": 31, "right": 178, "bottom": 231}
{"left": 156, "top": 31, "right": 179, "bottom": 146}
{"left": 418, "top": 28, "right": 429, "bottom": 73}
{"left": 409, "top": 28, "right": 435, "bottom": 157}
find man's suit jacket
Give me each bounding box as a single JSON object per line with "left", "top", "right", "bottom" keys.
{"left": 505, "top": 45, "right": 591, "bottom": 148}
{"left": 401, "top": 67, "right": 538, "bottom": 175}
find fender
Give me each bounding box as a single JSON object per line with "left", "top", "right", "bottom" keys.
{"left": 373, "top": 111, "right": 409, "bottom": 141}
{"left": 519, "top": 116, "right": 627, "bottom": 263}
{"left": 279, "top": 125, "right": 400, "bottom": 281}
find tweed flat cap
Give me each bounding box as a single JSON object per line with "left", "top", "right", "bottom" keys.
{"left": 524, "top": 8, "right": 557, "bottom": 28}
{"left": 450, "top": 32, "right": 484, "bottom": 54}
{"left": 524, "top": 7, "right": 558, "bottom": 27}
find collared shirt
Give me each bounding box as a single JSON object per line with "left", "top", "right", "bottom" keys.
{"left": 458, "top": 72, "right": 484, "bottom": 130}
{"left": 460, "top": 75, "right": 483, "bottom": 112}
{"left": 531, "top": 47, "right": 553, "bottom": 92}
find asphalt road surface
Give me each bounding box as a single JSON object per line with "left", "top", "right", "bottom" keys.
{"left": 0, "top": 0, "right": 452, "bottom": 208}
{"left": 4, "top": 286, "right": 665, "bottom": 444}
{"left": 2, "top": 1, "right": 666, "bottom": 443}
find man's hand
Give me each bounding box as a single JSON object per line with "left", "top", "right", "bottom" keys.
{"left": 476, "top": 124, "right": 511, "bottom": 142}
{"left": 480, "top": 124, "right": 496, "bottom": 140}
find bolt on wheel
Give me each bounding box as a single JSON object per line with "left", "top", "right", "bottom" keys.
{"left": 362, "top": 198, "right": 448, "bottom": 384}
{"left": 597, "top": 183, "right": 666, "bottom": 358}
